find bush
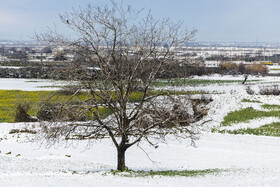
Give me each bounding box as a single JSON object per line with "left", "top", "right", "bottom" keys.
{"left": 37, "top": 103, "right": 88, "bottom": 121}
{"left": 220, "top": 61, "right": 238, "bottom": 71}
{"left": 9, "top": 128, "right": 36, "bottom": 134}
{"left": 238, "top": 63, "right": 247, "bottom": 74}
{"left": 219, "top": 62, "right": 250, "bottom": 75}
{"left": 219, "top": 61, "right": 268, "bottom": 75}
{"left": 14, "top": 103, "right": 37, "bottom": 122}
{"left": 259, "top": 85, "right": 280, "bottom": 95}
{"left": 36, "top": 103, "right": 60, "bottom": 121}
{"left": 246, "top": 86, "right": 255, "bottom": 95}
{"left": 247, "top": 63, "right": 268, "bottom": 74}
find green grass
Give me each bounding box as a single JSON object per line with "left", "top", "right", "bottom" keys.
{"left": 0, "top": 90, "right": 101, "bottom": 123}
{"left": 222, "top": 107, "right": 280, "bottom": 126}
{"left": 270, "top": 69, "right": 280, "bottom": 71}
{"left": 214, "top": 122, "right": 280, "bottom": 137}
{"left": 109, "top": 168, "right": 223, "bottom": 177}
{"left": 0, "top": 89, "right": 202, "bottom": 123}
{"left": 241, "top": 99, "right": 261, "bottom": 103}
{"left": 152, "top": 79, "right": 259, "bottom": 87}
{"left": 262, "top": 104, "right": 280, "bottom": 110}
{"left": 0, "top": 90, "right": 55, "bottom": 123}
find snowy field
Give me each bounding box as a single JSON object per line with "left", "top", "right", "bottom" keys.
{"left": 1, "top": 76, "right": 280, "bottom": 186}
{"left": 1, "top": 123, "right": 280, "bottom": 186}
{"left": 0, "top": 78, "right": 66, "bottom": 91}
{"left": 268, "top": 65, "right": 280, "bottom": 74}
{"left": 156, "top": 74, "right": 280, "bottom": 95}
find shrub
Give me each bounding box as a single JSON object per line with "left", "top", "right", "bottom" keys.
{"left": 219, "top": 62, "right": 269, "bottom": 75}
{"left": 220, "top": 61, "right": 238, "bottom": 71}
{"left": 238, "top": 63, "right": 247, "bottom": 74}
{"left": 245, "top": 86, "right": 255, "bottom": 95}
{"left": 36, "top": 103, "right": 61, "bottom": 121}
{"left": 37, "top": 102, "right": 89, "bottom": 122}
{"left": 247, "top": 63, "right": 268, "bottom": 74}
{"left": 14, "top": 103, "right": 37, "bottom": 122}
{"left": 219, "top": 62, "right": 251, "bottom": 75}
{"left": 9, "top": 128, "right": 36, "bottom": 134}
{"left": 259, "top": 85, "right": 280, "bottom": 95}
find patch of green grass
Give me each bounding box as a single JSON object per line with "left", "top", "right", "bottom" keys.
{"left": 0, "top": 90, "right": 55, "bottom": 123}
{"left": 241, "top": 99, "right": 261, "bottom": 103}
{"left": 152, "top": 79, "right": 259, "bottom": 87}
{"left": 1, "top": 89, "right": 200, "bottom": 123}
{"left": 270, "top": 69, "right": 280, "bottom": 71}
{"left": 214, "top": 122, "right": 280, "bottom": 137}
{"left": 92, "top": 107, "right": 113, "bottom": 120}
{"left": 109, "top": 168, "right": 224, "bottom": 177}
{"left": 129, "top": 90, "right": 213, "bottom": 103}
{"left": 0, "top": 90, "right": 108, "bottom": 123}
{"left": 262, "top": 104, "right": 280, "bottom": 110}
{"left": 222, "top": 107, "right": 280, "bottom": 126}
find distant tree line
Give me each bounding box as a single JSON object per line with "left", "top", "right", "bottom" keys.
{"left": 0, "top": 59, "right": 269, "bottom": 80}
{"left": 206, "top": 54, "right": 280, "bottom": 63}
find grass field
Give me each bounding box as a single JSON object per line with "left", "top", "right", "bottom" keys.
{"left": 214, "top": 122, "right": 280, "bottom": 137}
{"left": 0, "top": 90, "right": 55, "bottom": 123}
{"left": 241, "top": 99, "right": 261, "bottom": 103}
{"left": 262, "top": 104, "right": 280, "bottom": 110}
{"left": 0, "top": 90, "right": 201, "bottom": 123}
{"left": 221, "top": 107, "right": 280, "bottom": 126}
{"left": 0, "top": 90, "right": 114, "bottom": 123}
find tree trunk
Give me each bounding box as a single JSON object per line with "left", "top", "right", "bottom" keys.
{"left": 117, "top": 147, "right": 127, "bottom": 171}
{"left": 242, "top": 75, "right": 248, "bottom": 84}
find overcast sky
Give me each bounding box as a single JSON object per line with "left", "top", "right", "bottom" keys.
{"left": 1, "top": 0, "right": 280, "bottom": 42}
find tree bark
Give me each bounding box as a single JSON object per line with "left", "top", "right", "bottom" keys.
{"left": 117, "top": 147, "right": 127, "bottom": 171}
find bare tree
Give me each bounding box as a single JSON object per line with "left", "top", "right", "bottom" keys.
{"left": 37, "top": 1, "right": 205, "bottom": 171}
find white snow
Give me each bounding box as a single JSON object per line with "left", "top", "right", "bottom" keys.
{"left": 1, "top": 123, "right": 280, "bottom": 186}
{"left": 155, "top": 74, "right": 280, "bottom": 95}
{"left": 0, "top": 78, "right": 66, "bottom": 91}
{"left": 1, "top": 76, "right": 280, "bottom": 186}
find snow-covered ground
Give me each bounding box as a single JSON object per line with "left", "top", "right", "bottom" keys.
{"left": 0, "top": 78, "right": 66, "bottom": 91}
{"left": 155, "top": 74, "right": 280, "bottom": 95}
{"left": 1, "top": 76, "right": 280, "bottom": 186}
{"left": 268, "top": 64, "right": 280, "bottom": 74}
{"left": 1, "top": 75, "right": 280, "bottom": 93}
{"left": 1, "top": 123, "right": 280, "bottom": 186}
